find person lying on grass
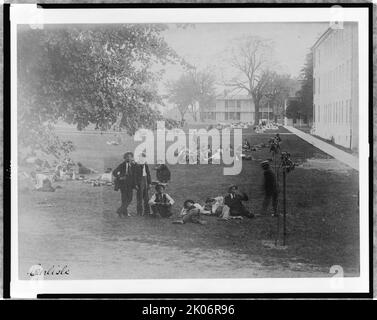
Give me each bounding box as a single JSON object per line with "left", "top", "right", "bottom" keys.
{"left": 203, "top": 197, "right": 224, "bottom": 216}
{"left": 203, "top": 197, "right": 233, "bottom": 220}
{"left": 224, "top": 185, "right": 254, "bottom": 219}
{"left": 148, "top": 184, "right": 175, "bottom": 218}
{"left": 203, "top": 195, "right": 248, "bottom": 221}
{"left": 30, "top": 171, "right": 55, "bottom": 192}
{"left": 77, "top": 162, "right": 98, "bottom": 175}
{"left": 172, "top": 199, "right": 208, "bottom": 225}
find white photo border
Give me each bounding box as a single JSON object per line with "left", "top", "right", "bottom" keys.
{"left": 9, "top": 4, "right": 371, "bottom": 298}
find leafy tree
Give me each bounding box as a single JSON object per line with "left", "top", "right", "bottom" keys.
{"left": 295, "top": 52, "right": 314, "bottom": 121}
{"left": 285, "top": 99, "right": 303, "bottom": 121}
{"left": 18, "top": 24, "right": 182, "bottom": 158}
{"left": 261, "top": 73, "right": 299, "bottom": 122}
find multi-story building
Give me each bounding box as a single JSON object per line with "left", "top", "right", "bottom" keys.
{"left": 202, "top": 95, "right": 255, "bottom": 123}
{"left": 312, "top": 23, "right": 358, "bottom": 151}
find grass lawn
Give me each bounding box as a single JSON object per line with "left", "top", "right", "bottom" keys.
{"left": 18, "top": 126, "right": 360, "bottom": 280}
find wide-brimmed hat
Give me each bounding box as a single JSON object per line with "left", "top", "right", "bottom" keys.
{"left": 155, "top": 183, "right": 165, "bottom": 191}
{"left": 228, "top": 184, "right": 238, "bottom": 193}
{"left": 260, "top": 160, "right": 270, "bottom": 168}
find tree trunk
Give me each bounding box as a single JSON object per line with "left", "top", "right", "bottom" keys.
{"left": 254, "top": 100, "right": 260, "bottom": 125}
{"left": 198, "top": 101, "right": 204, "bottom": 122}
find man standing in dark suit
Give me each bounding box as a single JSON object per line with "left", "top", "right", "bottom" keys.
{"left": 260, "top": 160, "right": 278, "bottom": 216}
{"left": 134, "top": 153, "right": 152, "bottom": 216}
{"left": 112, "top": 152, "right": 136, "bottom": 217}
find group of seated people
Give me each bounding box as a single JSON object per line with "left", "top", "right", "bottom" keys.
{"left": 147, "top": 182, "right": 254, "bottom": 225}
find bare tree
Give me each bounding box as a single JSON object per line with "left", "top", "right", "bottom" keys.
{"left": 225, "top": 36, "right": 275, "bottom": 125}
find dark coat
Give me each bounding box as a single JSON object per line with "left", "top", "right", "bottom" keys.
{"left": 156, "top": 164, "right": 171, "bottom": 183}
{"left": 134, "top": 163, "right": 152, "bottom": 186}
{"left": 112, "top": 161, "right": 136, "bottom": 191}
{"left": 264, "top": 169, "right": 278, "bottom": 195}
{"left": 224, "top": 192, "right": 248, "bottom": 213}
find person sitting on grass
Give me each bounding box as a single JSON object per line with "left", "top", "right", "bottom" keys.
{"left": 172, "top": 199, "right": 208, "bottom": 225}
{"left": 148, "top": 184, "right": 175, "bottom": 218}
{"left": 224, "top": 185, "right": 254, "bottom": 219}
{"left": 242, "top": 139, "right": 251, "bottom": 151}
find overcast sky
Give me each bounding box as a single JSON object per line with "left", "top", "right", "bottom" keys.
{"left": 159, "top": 22, "right": 328, "bottom": 96}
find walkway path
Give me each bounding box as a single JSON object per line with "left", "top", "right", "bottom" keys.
{"left": 284, "top": 126, "right": 359, "bottom": 171}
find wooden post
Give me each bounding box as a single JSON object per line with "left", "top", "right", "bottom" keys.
{"left": 283, "top": 169, "right": 287, "bottom": 246}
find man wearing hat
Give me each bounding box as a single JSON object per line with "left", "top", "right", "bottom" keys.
{"left": 148, "top": 184, "right": 175, "bottom": 218}
{"left": 112, "top": 152, "right": 137, "bottom": 217}
{"left": 261, "top": 160, "right": 278, "bottom": 216}
{"left": 134, "top": 152, "right": 152, "bottom": 216}
{"left": 223, "top": 185, "right": 253, "bottom": 218}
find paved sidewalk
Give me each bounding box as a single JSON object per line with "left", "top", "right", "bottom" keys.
{"left": 284, "top": 126, "right": 359, "bottom": 171}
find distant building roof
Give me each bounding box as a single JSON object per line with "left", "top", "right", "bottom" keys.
{"left": 216, "top": 94, "right": 252, "bottom": 100}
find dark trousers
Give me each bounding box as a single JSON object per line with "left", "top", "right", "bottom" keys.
{"left": 119, "top": 185, "right": 133, "bottom": 216}
{"left": 262, "top": 192, "right": 278, "bottom": 215}
{"left": 151, "top": 204, "right": 172, "bottom": 218}
{"left": 230, "top": 205, "right": 252, "bottom": 217}
{"left": 182, "top": 208, "right": 201, "bottom": 223}
{"left": 137, "top": 177, "right": 150, "bottom": 215}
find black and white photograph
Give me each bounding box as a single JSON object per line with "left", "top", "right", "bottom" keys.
{"left": 6, "top": 4, "right": 371, "bottom": 297}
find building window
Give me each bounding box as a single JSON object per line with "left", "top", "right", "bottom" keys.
{"left": 349, "top": 99, "right": 352, "bottom": 124}
{"left": 330, "top": 104, "right": 335, "bottom": 123}
{"left": 237, "top": 100, "right": 241, "bottom": 109}
{"left": 225, "top": 100, "right": 228, "bottom": 109}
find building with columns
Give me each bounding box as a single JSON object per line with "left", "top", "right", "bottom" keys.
{"left": 203, "top": 95, "right": 255, "bottom": 123}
